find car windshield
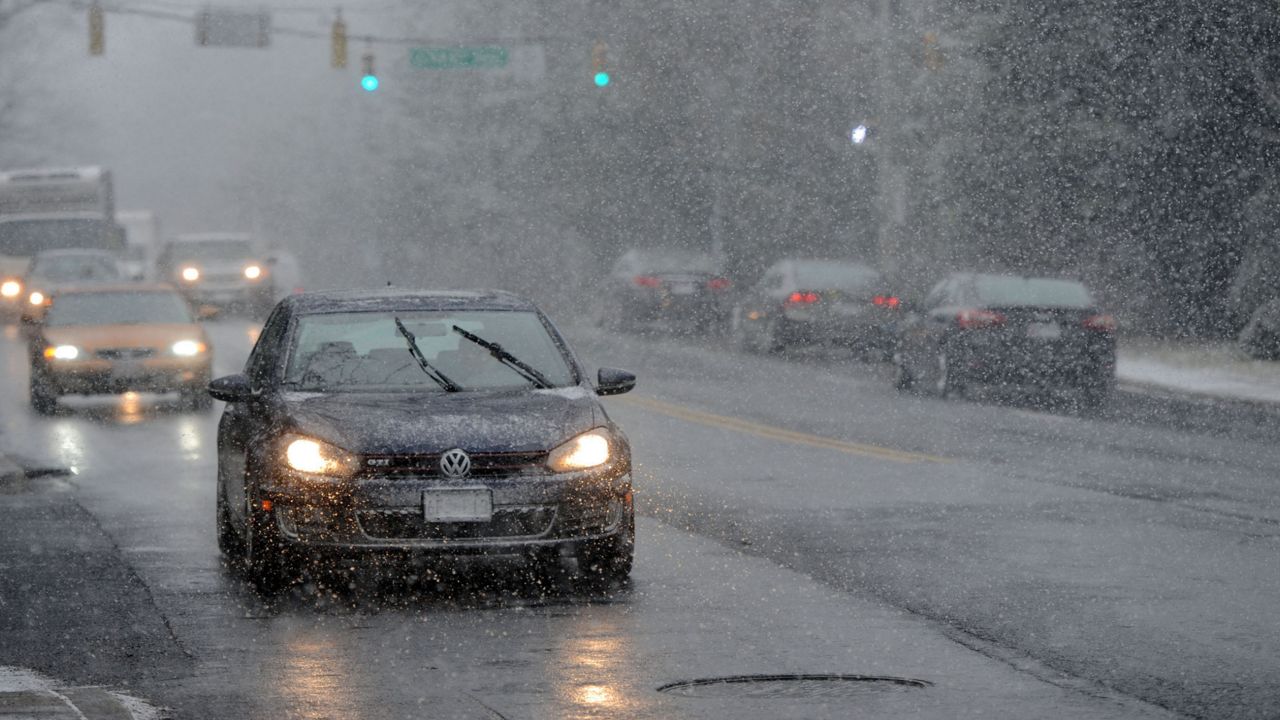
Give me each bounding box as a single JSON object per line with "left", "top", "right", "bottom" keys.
{"left": 973, "top": 276, "right": 1094, "bottom": 308}
{"left": 284, "top": 310, "right": 575, "bottom": 391}
{"left": 634, "top": 250, "right": 721, "bottom": 274}
{"left": 791, "top": 261, "right": 881, "bottom": 293}
{"left": 44, "top": 290, "right": 193, "bottom": 327}
{"left": 29, "top": 254, "right": 120, "bottom": 283}
{"left": 168, "top": 240, "right": 253, "bottom": 261}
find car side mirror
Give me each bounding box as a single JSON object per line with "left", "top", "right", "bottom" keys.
{"left": 596, "top": 367, "right": 636, "bottom": 396}
{"left": 196, "top": 304, "right": 220, "bottom": 321}
{"left": 207, "top": 373, "right": 254, "bottom": 403}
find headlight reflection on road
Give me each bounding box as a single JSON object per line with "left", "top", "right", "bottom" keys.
{"left": 51, "top": 421, "right": 86, "bottom": 471}
{"left": 177, "top": 416, "right": 201, "bottom": 461}
{"left": 117, "top": 391, "right": 144, "bottom": 425}
{"left": 559, "top": 634, "right": 635, "bottom": 714}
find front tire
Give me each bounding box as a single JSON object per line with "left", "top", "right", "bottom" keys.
{"left": 29, "top": 366, "right": 58, "bottom": 415}
{"left": 241, "top": 498, "right": 297, "bottom": 593}
{"left": 575, "top": 512, "right": 634, "bottom": 586}
{"left": 934, "top": 350, "right": 963, "bottom": 398}
{"left": 893, "top": 354, "right": 916, "bottom": 392}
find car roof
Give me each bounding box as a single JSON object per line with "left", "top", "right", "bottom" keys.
{"left": 281, "top": 288, "right": 539, "bottom": 315}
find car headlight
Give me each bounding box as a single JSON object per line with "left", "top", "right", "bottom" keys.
{"left": 43, "top": 345, "right": 80, "bottom": 361}
{"left": 181, "top": 266, "right": 200, "bottom": 282}
{"left": 243, "top": 264, "right": 262, "bottom": 280}
{"left": 547, "top": 429, "right": 613, "bottom": 472}
{"left": 171, "top": 339, "right": 206, "bottom": 356}
{"left": 284, "top": 436, "right": 357, "bottom": 477}
{"left": 0, "top": 280, "right": 20, "bottom": 298}
{"left": 28, "top": 291, "right": 44, "bottom": 306}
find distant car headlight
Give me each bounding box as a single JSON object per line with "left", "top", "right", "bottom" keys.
{"left": 171, "top": 339, "right": 206, "bottom": 357}
{"left": 243, "top": 264, "right": 262, "bottom": 280}
{"left": 547, "top": 429, "right": 613, "bottom": 472}
{"left": 0, "top": 280, "right": 20, "bottom": 298}
{"left": 181, "top": 266, "right": 200, "bottom": 282}
{"left": 27, "top": 291, "right": 44, "bottom": 306}
{"left": 284, "top": 436, "right": 357, "bottom": 477}
{"left": 43, "top": 345, "right": 80, "bottom": 361}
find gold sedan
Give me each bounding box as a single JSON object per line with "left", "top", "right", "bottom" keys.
{"left": 28, "top": 284, "right": 213, "bottom": 414}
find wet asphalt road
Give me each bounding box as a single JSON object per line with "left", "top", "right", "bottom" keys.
{"left": 0, "top": 318, "right": 1276, "bottom": 719}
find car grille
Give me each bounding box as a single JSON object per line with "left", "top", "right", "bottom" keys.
{"left": 357, "top": 507, "right": 555, "bottom": 540}
{"left": 358, "top": 451, "right": 548, "bottom": 478}
{"left": 95, "top": 347, "right": 155, "bottom": 360}
{"left": 204, "top": 272, "right": 246, "bottom": 284}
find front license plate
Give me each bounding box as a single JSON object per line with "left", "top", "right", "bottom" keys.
{"left": 423, "top": 489, "right": 492, "bottom": 522}
{"left": 110, "top": 361, "right": 145, "bottom": 381}
{"left": 1027, "top": 322, "right": 1061, "bottom": 340}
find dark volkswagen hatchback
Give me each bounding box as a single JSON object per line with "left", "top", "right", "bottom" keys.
{"left": 208, "top": 289, "right": 637, "bottom": 590}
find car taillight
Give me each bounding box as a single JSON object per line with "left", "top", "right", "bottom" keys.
{"left": 1082, "top": 313, "right": 1116, "bottom": 332}
{"left": 957, "top": 309, "right": 1005, "bottom": 329}
{"left": 707, "top": 277, "right": 732, "bottom": 291}
{"left": 787, "top": 291, "right": 820, "bottom": 305}
{"left": 633, "top": 275, "right": 661, "bottom": 288}
{"left": 873, "top": 295, "right": 901, "bottom": 308}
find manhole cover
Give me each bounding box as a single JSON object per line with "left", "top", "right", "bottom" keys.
{"left": 657, "top": 674, "right": 931, "bottom": 699}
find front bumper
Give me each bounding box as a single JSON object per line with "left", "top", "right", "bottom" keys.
{"left": 258, "top": 468, "right": 633, "bottom": 556}
{"left": 178, "top": 281, "right": 269, "bottom": 306}
{"left": 43, "top": 357, "right": 212, "bottom": 394}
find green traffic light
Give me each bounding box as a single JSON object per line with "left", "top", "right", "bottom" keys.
{"left": 594, "top": 71, "right": 610, "bottom": 87}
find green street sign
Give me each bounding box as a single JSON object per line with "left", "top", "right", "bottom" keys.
{"left": 410, "top": 46, "right": 509, "bottom": 70}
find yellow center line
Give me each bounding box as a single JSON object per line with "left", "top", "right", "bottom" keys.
{"left": 617, "top": 395, "right": 950, "bottom": 465}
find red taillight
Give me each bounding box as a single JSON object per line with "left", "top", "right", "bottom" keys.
{"left": 633, "top": 275, "right": 661, "bottom": 288}
{"left": 957, "top": 309, "right": 1005, "bottom": 329}
{"left": 787, "top": 291, "right": 820, "bottom": 305}
{"left": 872, "top": 295, "right": 901, "bottom": 308}
{"left": 1082, "top": 314, "right": 1116, "bottom": 332}
{"left": 707, "top": 277, "right": 732, "bottom": 291}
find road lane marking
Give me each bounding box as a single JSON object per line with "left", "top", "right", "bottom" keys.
{"left": 618, "top": 395, "right": 950, "bottom": 464}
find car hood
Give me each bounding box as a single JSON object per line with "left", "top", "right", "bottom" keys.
{"left": 43, "top": 323, "right": 207, "bottom": 351}
{"left": 279, "top": 387, "right": 600, "bottom": 455}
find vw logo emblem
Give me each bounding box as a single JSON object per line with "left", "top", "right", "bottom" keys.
{"left": 439, "top": 448, "right": 472, "bottom": 479}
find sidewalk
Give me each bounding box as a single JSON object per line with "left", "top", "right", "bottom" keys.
{"left": 1116, "top": 337, "right": 1280, "bottom": 404}
{"left": 0, "top": 667, "right": 158, "bottom": 720}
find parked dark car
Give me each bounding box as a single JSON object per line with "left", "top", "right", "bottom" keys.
{"left": 893, "top": 273, "right": 1116, "bottom": 406}
{"left": 733, "top": 259, "right": 900, "bottom": 355}
{"left": 598, "top": 247, "right": 732, "bottom": 331}
{"left": 209, "top": 289, "right": 637, "bottom": 591}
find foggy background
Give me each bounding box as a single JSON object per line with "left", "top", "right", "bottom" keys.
{"left": 3, "top": 0, "right": 1278, "bottom": 334}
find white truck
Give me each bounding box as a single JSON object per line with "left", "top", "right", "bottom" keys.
{"left": 0, "top": 166, "right": 123, "bottom": 319}
{"left": 116, "top": 210, "right": 161, "bottom": 281}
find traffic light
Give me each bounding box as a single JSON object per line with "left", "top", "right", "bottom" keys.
{"left": 88, "top": 1, "right": 104, "bottom": 56}
{"left": 361, "top": 51, "right": 378, "bottom": 91}
{"left": 591, "top": 40, "right": 609, "bottom": 87}
{"left": 331, "top": 12, "right": 347, "bottom": 69}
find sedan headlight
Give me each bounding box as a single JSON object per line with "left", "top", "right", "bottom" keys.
{"left": 28, "top": 291, "right": 44, "bottom": 306}
{"left": 243, "top": 264, "right": 262, "bottom": 280}
{"left": 1, "top": 280, "right": 21, "bottom": 298}
{"left": 181, "top": 266, "right": 200, "bottom": 282}
{"left": 171, "top": 339, "right": 206, "bottom": 357}
{"left": 547, "top": 429, "right": 613, "bottom": 472}
{"left": 43, "top": 345, "right": 80, "bottom": 361}
{"left": 284, "top": 436, "right": 357, "bottom": 477}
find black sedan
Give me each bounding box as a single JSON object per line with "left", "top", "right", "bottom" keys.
{"left": 893, "top": 273, "right": 1116, "bottom": 406}
{"left": 598, "top": 247, "right": 732, "bottom": 332}
{"left": 209, "top": 289, "right": 637, "bottom": 591}
{"left": 732, "top": 259, "right": 899, "bottom": 355}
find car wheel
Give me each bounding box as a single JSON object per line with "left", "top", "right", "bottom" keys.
{"left": 762, "top": 317, "right": 787, "bottom": 354}
{"left": 575, "top": 511, "right": 634, "bottom": 586}
{"left": 934, "top": 350, "right": 963, "bottom": 398}
{"left": 241, "top": 497, "right": 296, "bottom": 593}
{"left": 29, "top": 366, "right": 58, "bottom": 415}
{"left": 215, "top": 480, "right": 241, "bottom": 558}
{"left": 893, "top": 354, "right": 916, "bottom": 392}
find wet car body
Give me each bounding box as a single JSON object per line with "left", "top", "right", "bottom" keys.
{"left": 894, "top": 272, "right": 1116, "bottom": 405}
{"left": 734, "top": 259, "right": 899, "bottom": 354}
{"left": 210, "top": 289, "right": 637, "bottom": 590}
{"left": 600, "top": 247, "right": 732, "bottom": 332}
{"left": 28, "top": 284, "right": 213, "bottom": 413}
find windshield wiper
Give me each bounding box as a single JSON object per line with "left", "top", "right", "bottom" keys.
{"left": 394, "top": 317, "right": 462, "bottom": 392}
{"left": 451, "top": 325, "right": 554, "bottom": 389}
